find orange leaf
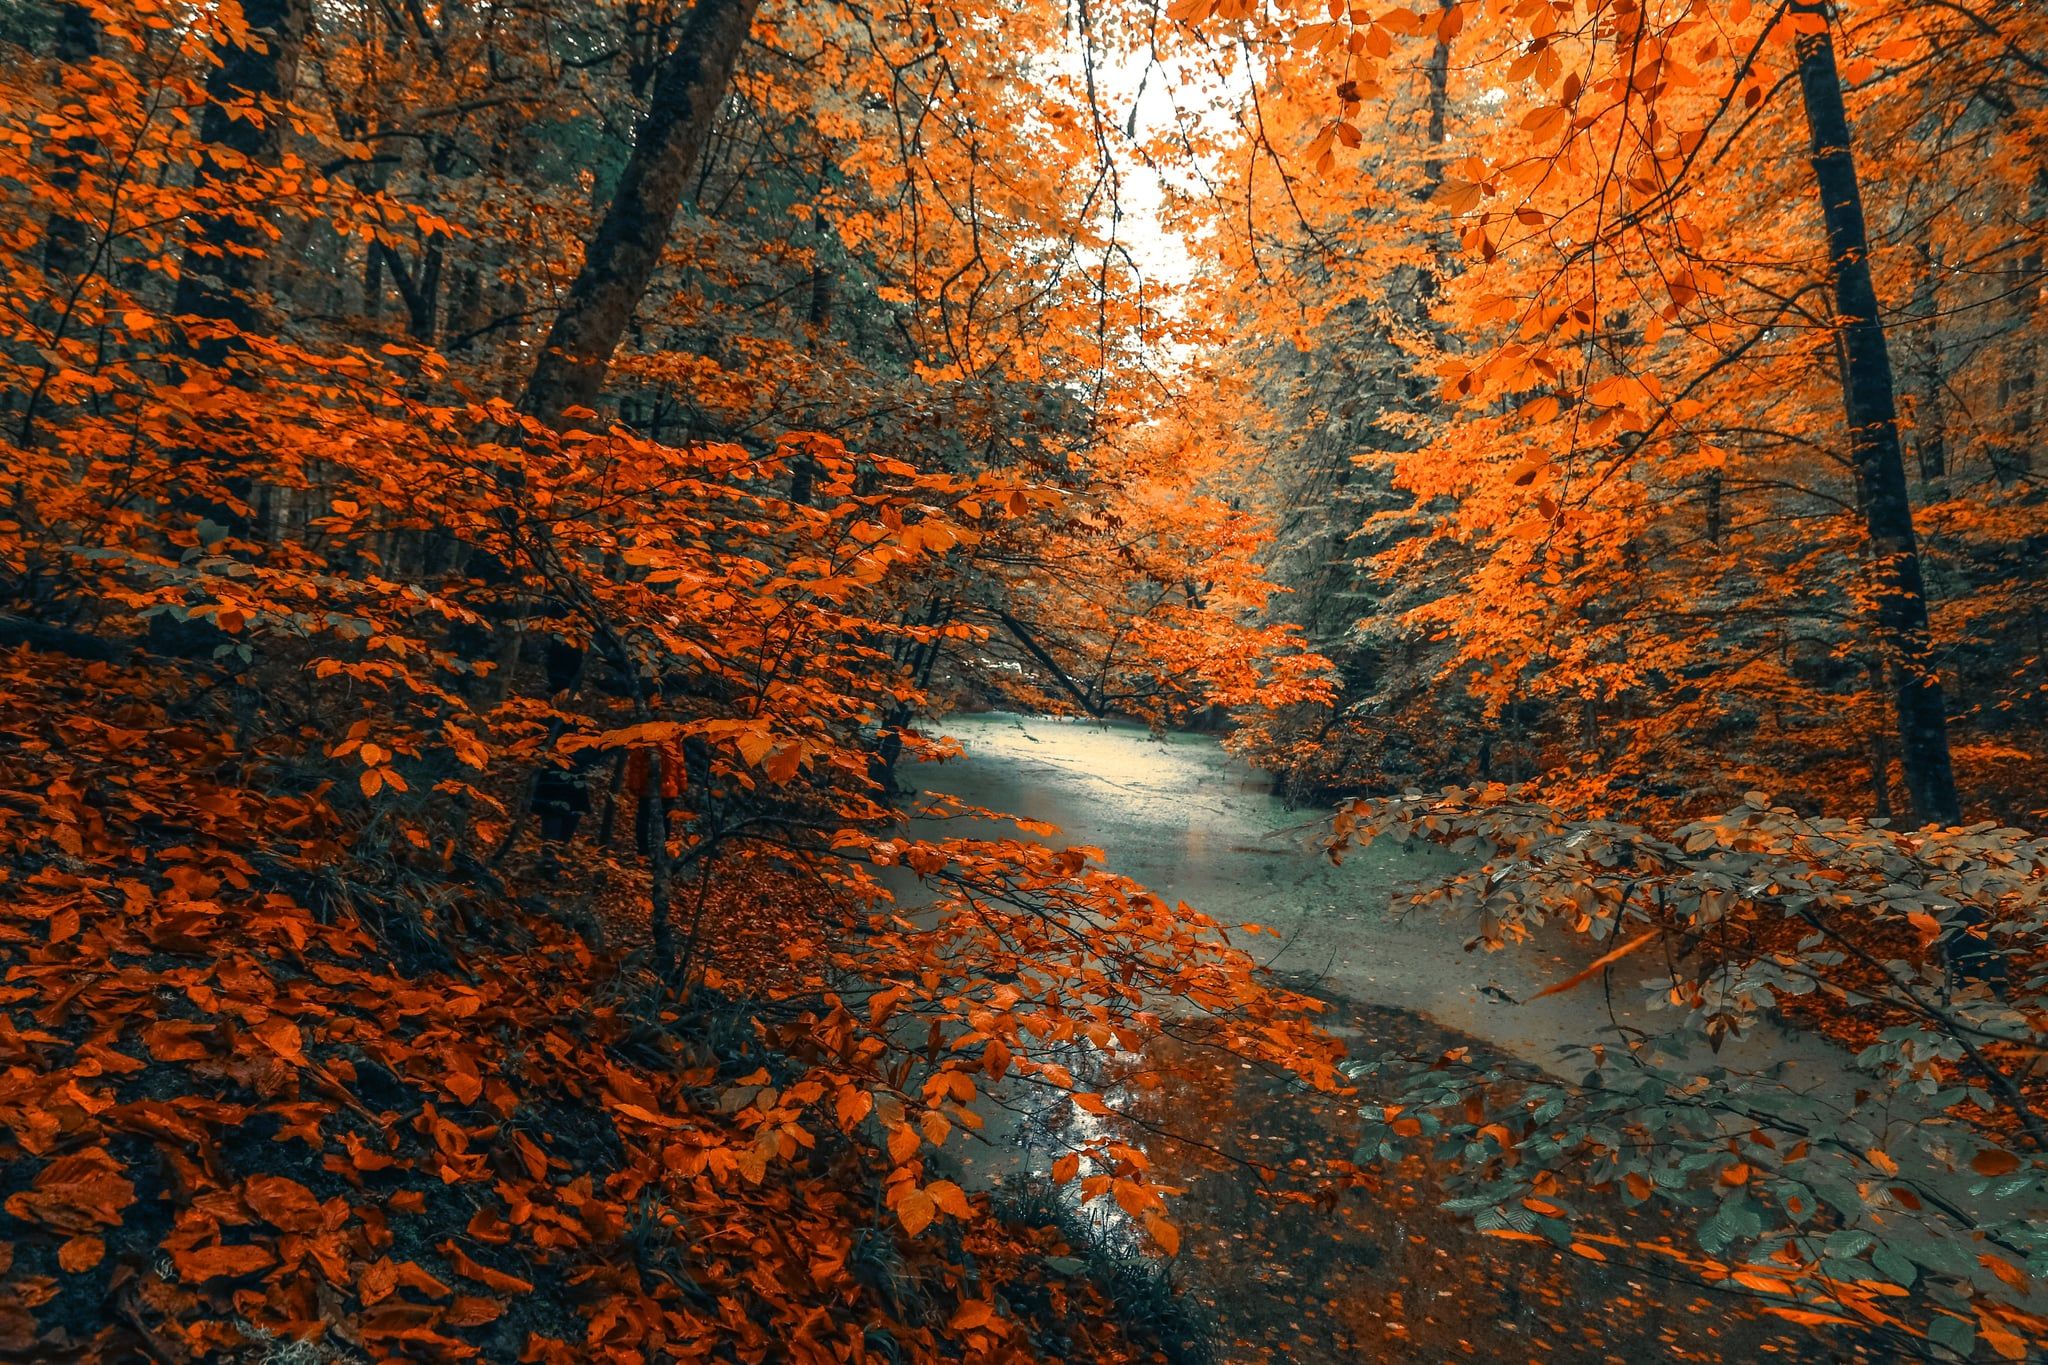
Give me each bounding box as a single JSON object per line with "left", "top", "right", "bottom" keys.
{"left": 1980, "top": 1316, "right": 2030, "bottom": 1361}
{"left": 447, "top": 1296, "right": 506, "bottom": 1328}
{"left": 836, "top": 1087, "right": 873, "bottom": 1131}
{"left": 174, "top": 1243, "right": 275, "bottom": 1282}
{"left": 57, "top": 1235, "right": 103, "bottom": 1273}
{"left": 1529, "top": 929, "right": 1660, "bottom": 1001}
{"left": 1907, "top": 911, "right": 1941, "bottom": 950}
{"left": 143, "top": 1020, "right": 213, "bottom": 1062}
{"left": 440, "top": 1242, "right": 534, "bottom": 1295}
{"left": 1979, "top": 1254, "right": 2031, "bottom": 1295}
{"left": 927, "top": 1179, "right": 972, "bottom": 1219}
{"left": 244, "top": 1174, "right": 324, "bottom": 1232}
{"left": 1971, "top": 1149, "right": 2022, "bottom": 1177}
{"left": 764, "top": 743, "right": 802, "bottom": 784}
{"left": 896, "top": 1187, "right": 936, "bottom": 1236}
{"left": 251, "top": 1016, "right": 306, "bottom": 1066}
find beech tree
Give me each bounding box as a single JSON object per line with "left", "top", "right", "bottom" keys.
{"left": 1788, "top": 0, "right": 1958, "bottom": 825}
{"left": 1208, "top": 0, "right": 2047, "bottom": 829}
{"left": 0, "top": 0, "right": 2042, "bottom": 1357}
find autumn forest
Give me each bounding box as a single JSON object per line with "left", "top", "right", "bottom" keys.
{"left": 2, "top": 0, "right": 2047, "bottom": 1358}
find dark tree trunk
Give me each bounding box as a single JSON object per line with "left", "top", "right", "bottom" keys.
{"left": 1421, "top": 0, "right": 1452, "bottom": 195}
{"left": 807, "top": 149, "right": 836, "bottom": 336}
{"left": 373, "top": 240, "right": 443, "bottom": 342}
{"left": 173, "top": 0, "right": 311, "bottom": 369}
{"left": 146, "top": 0, "right": 309, "bottom": 657}
{"left": 504, "top": 0, "right": 762, "bottom": 852}
{"left": 519, "top": 0, "right": 764, "bottom": 428}
{"left": 643, "top": 753, "right": 677, "bottom": 977}
{"left": 1867, "top": 660, "right": 1893, "bottom": 819}
{"left": 41, "top": 4, "right": 101, "bottom": 282}
{"left": 1792, "top": 1, "right": 1961, "bottom": 826}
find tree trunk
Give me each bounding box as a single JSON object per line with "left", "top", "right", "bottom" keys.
{"left": 174, "top": 0, "right": 312, "bottom": 370}
{"left": 41, "top": 4, "right": 101, "bottom": 282}
{"left": 1421, "top": 0, "right": 1452, "bottom": 196}
{"left": 519, "top": 0, "right": 764, "bottom": 428}
{"left": 1867, "top": 660, "right": 1892, "bottom": 819}
{"left": 503, "top": 0, "right": 762, "bottom": 848}
{"left": 147, "top": 0, "right": 309, "bottom": 658}
{"left": 1792, "top": 1, "right": 1961, "bottom": 826}
{"left": 1912, "top": 242, "right": 1947, "bottom": 494}
{"left": 1994, "top": 241, "right": 2040, "bottom": 482}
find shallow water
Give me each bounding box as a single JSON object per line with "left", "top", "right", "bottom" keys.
{"left": 904, "top": 714, "right": 1861, "bottom": 1363}
{"left": 908, "top": 712, "right": 1678, "bottom": 1072}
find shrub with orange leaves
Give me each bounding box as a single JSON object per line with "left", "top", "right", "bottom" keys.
{"left": 0, "top": 2, "right": 1340, "bottom": 1357}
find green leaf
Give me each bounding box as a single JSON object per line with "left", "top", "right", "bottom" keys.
{"left": 1871, "top": 1246, "right": 1917, "bottom": 1287}
{"left": 1925, "top": 1313, "right": 1973, "bottom": 1360}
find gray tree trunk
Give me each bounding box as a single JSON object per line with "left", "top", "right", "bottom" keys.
{"left": 1792, "top": 0, "right": 1961, "bottom": 825}
{"left": 519, "top": 0, "right": 765, "bottom": 428}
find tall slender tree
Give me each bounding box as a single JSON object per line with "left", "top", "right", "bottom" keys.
{"left": 1791, "top": 0, "right": 1960, "bottom": 825}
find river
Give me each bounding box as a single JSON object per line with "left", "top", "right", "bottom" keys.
{"left": 906, "top": 713, "right": 1864, "bottom": 1364}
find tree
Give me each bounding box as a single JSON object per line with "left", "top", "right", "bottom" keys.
{"left": 1196, "top": 0, "right": 2048, "bottom": 826}
{"left": 519, "top": 0, "right": 766, "bottom": 429}
{"left": 1788, "top": 0, "right": 1959, "bottom": 826}
{"left": 0, "top": 0, "right": 1337, "bottom": 1355}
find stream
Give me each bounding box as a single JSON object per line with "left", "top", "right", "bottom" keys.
{"left": 908, "top": 713, "right": 1864, "bottom": 1364}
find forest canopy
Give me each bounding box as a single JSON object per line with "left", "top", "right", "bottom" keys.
{"left": 0, "top": 0, "right": 2045, "bottom": 1359}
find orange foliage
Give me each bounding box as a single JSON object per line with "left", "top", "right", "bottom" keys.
{"left": 0, "top": 0, "right": 1335, "bottom": 1357}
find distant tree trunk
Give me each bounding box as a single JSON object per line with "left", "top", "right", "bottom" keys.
{"left": 41, "top": 4, "right": 101, "bottom": 282}
{"left": 1413, "top": 0, "right": 1453, "bottom": 316}
{"left": 173, "top": 0, "right": 311, "bottom": 371}
{"left": 2035, "top": 613, "right": 2048, "bottom": 727}
{"left": 503, "top": 0, "right": 762, "bottom": 862}
{"left": 373, "top": 238, "right": 443, "bottom": 343}
{"left": 1792, "top": 1, "right": 1961, "bottom": 826}
{"left": 643, "top": 752, "right": 677, "bottom": 976}
{"left": 1421, "top": 0, "right": 1452, "bottom": 196}
{"left": 146, "top": 0, "right": 309, "bottom": 659}
{"left": 519, "top": 0, "right": 764, "bottom": 428}
{"left": 790, "top": 151, "right": 835, "bottom": 507}
{"left": 1912, "top": 242, "right": 1947, "bottom": 494}
{"left": 1867, "top": 660, "right": 1893, "bottom": 820}
{"left": 807, "top": 152, "right": 836, "bottom": 335}
{"left": 1392, "top": 0, "right": 1453, "bottom": 402}
{"left": 1994, "top": 239, "right": 2041, "bottom": 482}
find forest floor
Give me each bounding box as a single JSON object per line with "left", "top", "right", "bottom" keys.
{"left": 907, "top": 712, "right": 1901, "bottom": 1363}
